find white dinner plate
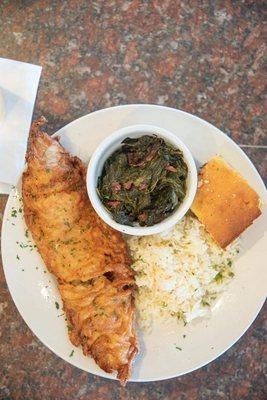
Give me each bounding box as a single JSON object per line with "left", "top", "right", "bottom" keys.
{"left": 1, "top": 105, "right": 267, "bottom": 382}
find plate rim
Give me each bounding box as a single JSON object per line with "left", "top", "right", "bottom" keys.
{"left": 1, "top": 104, "right": 267, "bottom": 383}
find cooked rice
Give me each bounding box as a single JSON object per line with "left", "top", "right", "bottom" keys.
{"left": 127, "top": 214, "right": 239, "bottom": 328}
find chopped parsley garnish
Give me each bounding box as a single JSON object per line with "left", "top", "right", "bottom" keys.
{"left": 16, "top": 255, "right": 20, "bottom": 260}
{"left": 214, "top": 272, "right": 223, "bottom": 282}
{"left": 175, "top": 346, "right": 182, "bottom": 351}
{"left": 11, "top": 209, "right": 17, "bottom": 218}
{"left": 55, "top": 301, "right": 59, "bottom": 310}
{"left": 64, "top": 220, "right": 71, "bottom": 228}
{"left": 16, "top": 240, "right": 36, "bottom": 251}
{"left": 201, "top": 299, "right": 210, "bottom": 307}
{"left": 69, "top": 350, "right": 74, "bottom": 357}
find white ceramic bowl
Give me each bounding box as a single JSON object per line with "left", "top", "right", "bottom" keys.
{"left": 87, "top": 124, "right": 197, "bottom": 236}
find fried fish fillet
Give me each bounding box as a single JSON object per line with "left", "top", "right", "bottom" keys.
{"left": 22, "top": 117, "right": 138, "bottom": 384}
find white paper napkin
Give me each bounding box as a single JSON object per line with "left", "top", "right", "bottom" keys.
{"left": 0, "top": 57, "right": 42, "bottom": 194}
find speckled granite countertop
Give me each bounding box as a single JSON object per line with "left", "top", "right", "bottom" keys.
{"left": 0, "top": 1, "right": 266, "bottom": 399}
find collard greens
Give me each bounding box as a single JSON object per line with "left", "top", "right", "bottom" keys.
{"left": 97, "top": 135, "right": 188, "bottom": 226}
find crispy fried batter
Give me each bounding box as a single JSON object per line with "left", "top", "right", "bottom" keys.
{"left": 59, "top": 275, "right": 137, "bottom": 383}
{"left": 22, "top": 118, "right": 138, "bottom": 384}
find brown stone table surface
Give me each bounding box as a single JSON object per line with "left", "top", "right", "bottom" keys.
{"left": 0, "top": 1, "right": 266, "bottom": 399}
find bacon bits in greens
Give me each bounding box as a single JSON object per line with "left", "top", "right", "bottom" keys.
{"left": 97, "top": 135, "right": 188, "bottom": 226}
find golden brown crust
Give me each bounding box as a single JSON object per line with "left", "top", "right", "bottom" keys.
{"left": 191, "top": 156, "right": 261, "bottom": 248}
{"left": 22, "top": 119, "right": 133, "bottom": 282}
{"left": 59, "top": 276, "right": 138, "bottom": 386}
{"left": 22, "top": 118, "right": 138, "bottom": 384}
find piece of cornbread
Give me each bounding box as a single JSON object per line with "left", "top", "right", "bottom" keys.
{"left": 191, "top": 156, "right": 261, "bottom": 248}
